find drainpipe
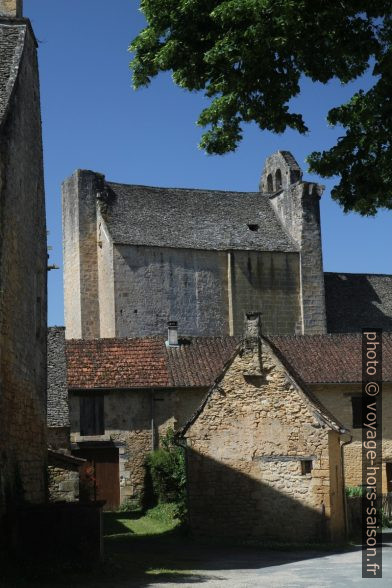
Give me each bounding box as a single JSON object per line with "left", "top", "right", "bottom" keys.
{"left": 341, "top": 433, "right": 353, "bottom": 539}
{"left": 151, "top": 390, "right": 155, "bottom": 451}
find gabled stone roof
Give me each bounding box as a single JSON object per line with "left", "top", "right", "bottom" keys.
{"left": 179, "top": 335, "right": 347, "bottom": 439}
{"left": 65, "top": 336, "right": 240, "bottom": 390}
{"left": 269, "top": 332, "right": 392, "bottom": 383}
{"left": 325, "top": 272, "right": 392, "bottom": 333}
{"left": 102, "top": 182, "right": 297, "bottom": 252}
{"left": 0, "top": 19, "right": 25, "bottom": 129}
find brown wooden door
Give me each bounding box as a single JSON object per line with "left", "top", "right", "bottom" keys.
{"left": 74, "top": 447, "right": 120, "bottom": 511}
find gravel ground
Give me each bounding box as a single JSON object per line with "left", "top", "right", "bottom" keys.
{"left": 112, "top": 539, "right": 392, "bottom": 588}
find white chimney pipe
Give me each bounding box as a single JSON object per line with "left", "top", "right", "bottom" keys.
{"left": 167, "top": 321, "right": 179, "bottom": 347}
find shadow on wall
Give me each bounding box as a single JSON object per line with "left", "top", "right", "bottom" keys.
{"left": 186, "top": 448, "right": 340, "bottom": 544}
{"left": 325, "top": 273, "right": 392, "bottom": 333}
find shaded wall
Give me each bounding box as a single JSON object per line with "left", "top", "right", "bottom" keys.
{"left": 0, "top": 21, "right": 47, "bottom": 523}
{"left": 230, "top": 251, "right": 301, "bottom": 335}
{"left": 112, "top": 245, "right": 301, "bottom": 337}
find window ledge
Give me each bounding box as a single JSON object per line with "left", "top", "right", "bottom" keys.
{"left": 72, "top": 434, "right": 112, "bottom": 443}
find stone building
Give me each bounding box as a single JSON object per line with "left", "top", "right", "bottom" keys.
{"left": 47, "top": 327, "right": 70, "bottom": 450}
{"left": 180, "top": 314, "right": 347, "bottom": 542}
{"left": 47, "top": 325, "right": 238, "bottom": 509}
{"left": 62, "top": 150, "right": 392, "bottom": 342}
{"left": 47, "top": 449, "right": 85, "bottom": 503}
{"left": 47, "top": 326, "right": 392, "bottom": 511}
{"left": 0, "top": 0, "right": 47, "bottom": 533}
{"left": 269, "top": 333, "right": 392, "bottom": 493}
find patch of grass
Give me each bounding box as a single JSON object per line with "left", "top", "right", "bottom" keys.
{"left": 104, "top": 502, "right": 181, "bottom": 538}
{"left": 146, "top": 567, "right": 195, "bottom": 576}
{"left": 345, "top": 485, "right": 366, "bottom": 497}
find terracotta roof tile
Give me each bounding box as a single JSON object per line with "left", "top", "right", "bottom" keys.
{"left": 66, "top": 336, "right": 239, "bottom": 390}
{"left": 268, "top": 333, "right": 392, "bottom": 383}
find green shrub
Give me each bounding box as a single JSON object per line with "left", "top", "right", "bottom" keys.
{"left": 145, "top": 429, "right": 186, "bottom": 520}
{"left": 345, "top": 485, "right": 366, "bottom": 497}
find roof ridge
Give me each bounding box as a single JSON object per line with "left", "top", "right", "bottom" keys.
{"left": 107, "top": 181, "right": 264, "bottom": 196}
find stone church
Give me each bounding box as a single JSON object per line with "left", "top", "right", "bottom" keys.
{"left": 62, "top": 151, "right": 392, "bottom": 340}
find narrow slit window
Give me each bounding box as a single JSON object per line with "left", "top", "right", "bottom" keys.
{"left": 275, "top": 169, "right": 282, "bottom": 190}
{"left": 301, "top": 460, "right": 313, "bottom": 475}
{"left": 351, "top": 396, "right": 362, "bottom": 429}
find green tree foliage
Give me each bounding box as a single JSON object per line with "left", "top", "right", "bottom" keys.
{"left": 130, "top": 1, "right": 392, "bottom": 215}
{"left": 145, "top": 429, "right": 186, "bottom": 517}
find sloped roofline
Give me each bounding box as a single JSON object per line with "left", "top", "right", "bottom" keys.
{"left": 178, "top": 336, "right": 347, "bottom": 439}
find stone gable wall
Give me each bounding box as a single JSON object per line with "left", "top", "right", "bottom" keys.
{"left": 0, "top": 22, "right": 47, "bottom": 522}
{"left": 184, "top": 343, "right": 344, "bottom": 542}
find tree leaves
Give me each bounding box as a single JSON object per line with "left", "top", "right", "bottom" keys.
{"left": 130, "top": 0, "right": 392, "bottom": 215}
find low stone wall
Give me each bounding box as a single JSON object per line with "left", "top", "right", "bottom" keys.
{"left": 48, "top": 450, "right": 84, "bottom": 503}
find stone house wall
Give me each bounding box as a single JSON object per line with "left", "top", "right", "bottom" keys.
{"left": 0, "top": 16, "right": 47, "bottom": 525}
{"left": 183, "top": 339, "right": 345, "bottom": 542}
{"left": 69, "top": 387, "right": 206, "bottom": 504}
{"left": 312, "top": 383, "right": 392, "bottom": 492}
{"left": 48, "top": 455, "right": 81, "bottom": 503}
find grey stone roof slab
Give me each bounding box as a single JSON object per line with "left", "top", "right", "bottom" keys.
{"left": 0, "top": 20, "right": 25, "bottom": 129}
{"left": 325, "top": 272, "right": 392, "bottom": 333}
{"left": 104, "top": 182, "right": 297, "bottom": 252}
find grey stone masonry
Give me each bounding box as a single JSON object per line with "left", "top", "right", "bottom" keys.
{"left": 104, "top": 182, "right": 297, "bottom": 252}
{"left": 262, "top": 152, "right": 327, "bottom": 334}
{"left": 325, "top": 272, "right": 392, "bottom": 333}
{"left": 62, "top": 170, "right": 103, "bottom": 339}
{"left": 0, "top": 11, "right": 47, "bottom": 523}
{"left": 47, "top": 327, "right": 69, "bottom": 428}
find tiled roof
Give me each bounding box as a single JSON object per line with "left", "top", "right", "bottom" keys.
{"left": 268, "top": 333, "right": 392, "bottom": 384}
{"left": 325, "top": 272, "right": 392, "bottom": 333}
{"left": 66, "top": 336, "right": 240, "bottom": 390}
{"left": 102, "top": 182, "right": 297, "bottom": 252}
{"left": 60, "top": 332, "right": 392, "bottom": 393}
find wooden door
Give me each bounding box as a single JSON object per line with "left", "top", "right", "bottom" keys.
{"left": 74, "top": 447, "right": 120, "bottom": 511}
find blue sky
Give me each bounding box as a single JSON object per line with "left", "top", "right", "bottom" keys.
{"left": 25, "top": 0, "right": 392, "bottom": 327}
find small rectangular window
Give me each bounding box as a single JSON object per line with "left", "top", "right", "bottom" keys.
{"left": 301, "top": 460, "right": 313, "bottom": 475}
{"left": 80, "top": 395, "right": 104, "bottom": 436}
{"left": 351, "top": 396, "right": 362, "bottom": 429}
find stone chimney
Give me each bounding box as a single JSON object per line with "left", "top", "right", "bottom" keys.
{"left": 0, "top": 0, "right": 23, "bottom": 17}
{"left": 242, "top": 312, "right": 262, "bottom": 376}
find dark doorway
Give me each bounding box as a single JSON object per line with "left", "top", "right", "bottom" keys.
{"left": 74, "top": 446, "right": 120, "bottom": 510}
{"left": 386, "top": 463, "right": 392, "bottom": 493}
